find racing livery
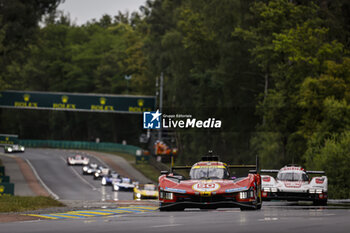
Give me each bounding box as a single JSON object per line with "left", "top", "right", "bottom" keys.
{"left": 82, "top": 163, "right": 99, "bottom": 175}
{"left": 4, "top": 144, "right": 25, "bottom": 153}
{"left": 93, "top": 166, "right": 110, "bottom": 180}
{"left": 67, "top": 154, "right": 89, "bottom": 166}
{"left": 158, "top": 153, "right": 261, "bottom": 211}
{"left": 134, "top": 184, "right": 158, "bottom": 200}
{"left": 101, "top": 172, "right": 121, "bottom": 186}
{"left": 112, "top": 177, "right": 137, "bottom": 191}
{"left": 261, "top": 165, "right": 328, "bottom": 205}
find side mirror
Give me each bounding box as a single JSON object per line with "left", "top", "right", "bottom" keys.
{"left": 161, "top": 171, "right": 169, "bottom": 175}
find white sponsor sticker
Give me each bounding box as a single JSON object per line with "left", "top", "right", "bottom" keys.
{"left": 192, "top": 182, "right": 220, "bottom": 192}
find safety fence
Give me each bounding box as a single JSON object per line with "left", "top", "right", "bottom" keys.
{"left": 18, "top": 139, "right": 141, "bottom": 156}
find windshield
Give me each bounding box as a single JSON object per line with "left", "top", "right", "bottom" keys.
{"left": 277, "top": 172, "right": 308, "bottom": 181}
{"left": 144, "top": 184, "right": 156, "bottom": 191}
{"left": 190, "top": 166, "right": 229, "bottom": 179}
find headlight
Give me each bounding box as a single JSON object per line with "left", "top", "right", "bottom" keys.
{"left": 165, "top": 192, "right": 173, "bottom": 200}
{"left": 160, "top": 191, "right": 173, "bottom": 200}
{"left": 136, "top": 193, "right": 142, "bottom": 198}
{"left": 83, "top": 167, "right": 88, "bottom": 172}
{"left": 94, "top": 173, "right": 99, "bottom": 177}
{"left": 264, "top": 187, "right": 271, "bottom": 192}
{"left": 87, "top": 169, "right": 92, "bottom": 173}
{"left": 309, "top": 189, "right": 315, "bottom": 193}
{"left": 271, "top": 187, "right": 277, "bottom": 192}
{"left": 8, "top": 148, "right": 13, "bottom": 152}
{"left": 240, "top": 191, "right": 248, "bottom": 199}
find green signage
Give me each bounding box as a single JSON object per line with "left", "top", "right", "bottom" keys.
{"left": 0, "top": 166, "right": 5, "bottom": 176}
{"left": 0, "top": 90, "right": 155, "bottom": 114}
{"left": 0, "top": 134, "right": 18, "bottom": 145}
{"left": 136, "top": 155, "right": 149, "bottom": 164}
{"left": 0, "top": 183, "right": 14, "bottom": 195}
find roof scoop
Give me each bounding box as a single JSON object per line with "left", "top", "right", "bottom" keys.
{"left": 201, "top": 150, "right": 220, "bottom": 161}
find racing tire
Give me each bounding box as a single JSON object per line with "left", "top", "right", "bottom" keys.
{"left": 240, "top": 192, "right": 262, "bottom": 211}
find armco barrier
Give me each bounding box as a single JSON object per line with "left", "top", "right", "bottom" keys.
{"left": 18, "top": 140, "right": 141, "bottom": 156}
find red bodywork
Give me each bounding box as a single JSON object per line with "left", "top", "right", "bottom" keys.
{"left": 158, "top": 161, "right": 262, "bottom": 211}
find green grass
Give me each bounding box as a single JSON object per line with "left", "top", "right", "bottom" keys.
{"left": 134, "top": 163, "right": 161, "bottom": 183}
{"left": 0, "top": 196, "right": 64, "bottom": 213}
{"left": 109, "top": 152, "right": 161, "bottom": 183}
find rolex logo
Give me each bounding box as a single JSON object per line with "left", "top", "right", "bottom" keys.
{"left": 23, "top": 94, "right": 30, "bottom": 102}
{"left": 138, "top": 99, "right": 144, "bottom": 107}
{"left": 100, "top": 97, "right": 106, "bottom": 105}
{"left": 62, "top": 95, "right": 69, "bottom": 103}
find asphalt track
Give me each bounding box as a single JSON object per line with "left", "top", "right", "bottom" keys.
{"left": 1, "top": 203, "right": 350, "bottom": 233}
{"left": 2, "top": 148, "right": 350, "bottom": 232}
{"left": 15, "top": 148, "right": 133, "bottom": 201}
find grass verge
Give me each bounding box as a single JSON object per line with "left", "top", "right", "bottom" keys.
{"left": 0, "top": 196, "right": 64, "bottom": 213}
{"left": 109, "top": 152, "right": 161, "bottom": 183}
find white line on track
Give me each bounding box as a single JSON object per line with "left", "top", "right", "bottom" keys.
{"left": 25, "top": 158, "right": 60, "bottom": 200}
{"left": 150, "top": 224, "right": 182, "bottom": 228}
{"left": 59, "top": 156, "right": 100, "bottom": 191}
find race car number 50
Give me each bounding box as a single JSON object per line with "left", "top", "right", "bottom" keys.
{"left": 192, "top": 183, "right": 220, "bottom": 192}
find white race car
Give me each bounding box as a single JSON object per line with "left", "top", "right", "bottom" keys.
{"left": 261, "top": 165, "right": 328, "bottom": 205}
{"left": 93, "top": 167, "right": 110, "bottom": 180}
{"left": 82, "top": 163, "right": 98, "bottom": 175}
{"left": 67, "top": 154, "right": 90, "bottom": 166}
{"left": 4, "top": 144, "right": 25, "bottom": 153}
{"left": 112, "top": 177, "right": 137, "bottom": 191}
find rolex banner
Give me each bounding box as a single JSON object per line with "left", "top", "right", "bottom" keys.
{"left": 0, "top": 90, "right": 155, "bottom": 114}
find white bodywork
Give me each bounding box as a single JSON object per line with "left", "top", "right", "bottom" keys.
{"left": 67, "top": 155, "right": 90, "bottom": 165}
{"left": 5, "top": 145, "right": 25, "bottom": 153}
{"left": 113, "top": 177, "right": 136, "bottom": 191}
{"left": 261, "top": 166, "right": 328, "bottom": 201}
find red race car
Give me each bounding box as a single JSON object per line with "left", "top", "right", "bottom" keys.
{"left": 158, "top": 152, "right": 262, "bottom": 211}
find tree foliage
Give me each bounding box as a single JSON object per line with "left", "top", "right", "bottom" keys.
{"left": 1, "top": 0, "right": 350, "bottom": 197}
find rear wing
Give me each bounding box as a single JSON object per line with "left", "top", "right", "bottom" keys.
{"left": 168, "top": 151, "right": 260, "bottom": 173}
{"left": 260, "top": 169, "right": 279, "bottom": 173}
{"left": 306, "top": 170, "right": 325, "bottom": 175}
{"left": 260, "top": 169, "right": 326, "bottom": 175}
{"left": 171, "top": 165, "right": 192, "bottom": 172}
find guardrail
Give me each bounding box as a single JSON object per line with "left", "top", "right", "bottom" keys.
{"left": 18, "top": 139, "right": 142, "bottom": 156}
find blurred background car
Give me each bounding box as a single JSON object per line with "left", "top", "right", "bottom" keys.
{"left": 101, "top": 172, "right": 121, "bottom": 186}
{"left": 112, "top": 177, "right": 137, "bottom": 191}
{"left": 133, "top": 183, "right": 158, "bottom": 200}
{"left": 82, "top": 163, "right": 98, "bottom": 175}
{"left": 93, "top": 166, "right": 110, "bottom": 180}
{"left": 67, "top": 154, "right": 89, "bottom": 166}
{"left": 4, "top": 144, "right": 25, "bottom": 153}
